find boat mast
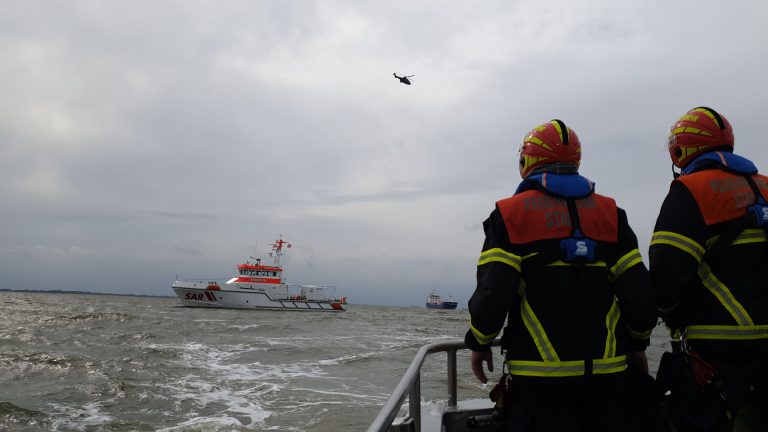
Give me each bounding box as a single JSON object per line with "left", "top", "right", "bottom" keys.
{"left": 269, "top": 236, "right": 291, "bottom": 268}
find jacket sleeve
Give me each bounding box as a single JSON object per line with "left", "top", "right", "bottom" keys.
{"left": 610, "top": 208, "right": 657, "bottom": 351}
{"left": 465, "top": 207, "right": 520, "bottom": 351}
{"left": 649, "top": 181, "right": 706, "bottom": 332}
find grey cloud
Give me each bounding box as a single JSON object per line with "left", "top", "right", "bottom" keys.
{"left": 2, "top": 0, "right": 767, "bottom": 306}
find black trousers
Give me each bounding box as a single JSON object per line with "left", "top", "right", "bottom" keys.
{"left": 504, "top": 372, "right": 661, "bottom": 432}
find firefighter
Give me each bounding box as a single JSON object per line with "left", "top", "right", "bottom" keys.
{"left": 650, "top": 107, "right": 768, "bottom": 431}
{"left": 466, "top": 120, "right": 657, "bottom": 431}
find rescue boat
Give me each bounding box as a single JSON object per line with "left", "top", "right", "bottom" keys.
{"left": 172, "top": 237, "right": 347, "bottom": 312}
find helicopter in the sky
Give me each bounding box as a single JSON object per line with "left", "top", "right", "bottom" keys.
{"left": 393, "top": 73, "right": 414, "bottom": 85}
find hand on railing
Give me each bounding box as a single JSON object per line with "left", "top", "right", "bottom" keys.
{"left": 470, "top": 350, "right": 494, "bottom": 384}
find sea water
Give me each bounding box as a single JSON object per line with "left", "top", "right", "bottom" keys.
{"left": 0, "top": 292, "right": 669, "bottom": 431}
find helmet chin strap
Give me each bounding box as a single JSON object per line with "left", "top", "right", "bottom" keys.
{"left": 671, "top": 163, "right": 681, "bottom": 179}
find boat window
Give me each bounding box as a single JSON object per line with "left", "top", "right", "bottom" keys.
{"left": 238, "top": 269, "right": 278, "bottom": 277}
{"left": 251, "top": 270, "right": 277, "bottom": 277}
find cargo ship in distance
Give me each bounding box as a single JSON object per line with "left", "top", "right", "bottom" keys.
{"left": 426, "top": 290, "right": 458, "bottom": 309}
{"left": 172, "top": 237, "right": 347, "bottom": 312}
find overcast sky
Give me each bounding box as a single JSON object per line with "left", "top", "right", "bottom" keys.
{"left": 1, "top": 1, "right": 767, "bottom": 307}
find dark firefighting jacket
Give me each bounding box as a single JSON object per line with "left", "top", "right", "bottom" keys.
{"left": 465, "top": 173, "right": 656, "bottom": 377}
{"left": 650, "top": 151, "right": 768, "bottom": 345}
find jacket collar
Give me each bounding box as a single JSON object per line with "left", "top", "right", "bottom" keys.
{"left": 682, "top": 151, "right": 757, "bottom": 176}
{"left": 515, "top": 172, "right": 595, "bottom": 199}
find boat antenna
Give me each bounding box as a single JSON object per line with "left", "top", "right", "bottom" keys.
{"left": 269, "top": 235, "right": 291, "bottom": 267}
{"left": 249, "top": 219, "right": 262, "bottom": 261}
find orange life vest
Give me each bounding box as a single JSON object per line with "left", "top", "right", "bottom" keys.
{"left": 496, "top": 189, "right": 618, "bottom": 245}
{"left": 676, "top": 170, "right": 768, "bottom": 226}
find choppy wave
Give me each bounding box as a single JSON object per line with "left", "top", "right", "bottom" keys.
{"left": 48, "top": 400, "right": 119, "bottom": 431}
{"left": 0, "top": 402, "right": 49, "bottom": 432}
{"left": 49, "top": 311, "right": 134, "bottom": 322}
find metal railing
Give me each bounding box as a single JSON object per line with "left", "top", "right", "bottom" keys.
{"left": 367, "top": 339, "right": 499, "bottom": 432}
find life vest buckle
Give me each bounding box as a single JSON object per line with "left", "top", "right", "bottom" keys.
{"left": 747, "top": 198, "right": 768, "bottom": 227}
{"left": 560, "top": 229, "right": 597, "bottom": 263}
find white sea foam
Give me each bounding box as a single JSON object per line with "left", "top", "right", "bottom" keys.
{"left": 288, "top": 387, "right": 386, "bottom": 401}
{"left": 153, "top": 376, "right": 275, "bottom": 429}
{"left": 315, "top": 351, "right": 379, "bottom": 365}
{"left": 227, "top": 324, "right": 264, "bottom": 330}
{"left": 141, "top": 341, "right": 308, "bottom": 429}
{"left": 48, "top": 400, "right": 116, "bottom": 432}
{"left": 156, "top": 414, "right": 253, "bottom": 431}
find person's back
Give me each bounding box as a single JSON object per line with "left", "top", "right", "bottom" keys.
{"left": 650, "top": 106, "right": 768, "bottom": 431}
{"left": 466, "top": 120, "right": 657, "bottom": 431}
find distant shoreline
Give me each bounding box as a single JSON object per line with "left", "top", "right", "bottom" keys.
{"left": 0, "top": 289, "right": 175, "bottom": 299}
